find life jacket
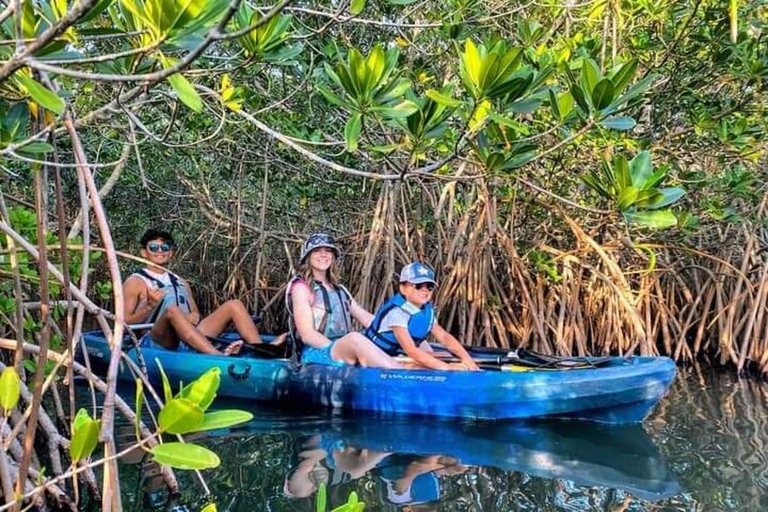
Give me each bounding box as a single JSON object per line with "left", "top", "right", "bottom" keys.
{"left": 132, "top": 269, "right": 192, "bottom": 323}
{"left": 285, "top": 276, "right": 353, "bottom": 361}
{"left": 365, "top": 294, "right": 436, "bottom": 356}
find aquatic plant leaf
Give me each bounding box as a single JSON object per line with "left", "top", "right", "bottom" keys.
{"left": 316, "top": 483, "right": 327, "bottom": 512}
{"left": 70, "top": 410, "right": 101, "bottom": 463}
{"left": 158, "top": 398, "right": 204, "bottom": 434}
{"left": 196, "top": 410, "right": 254, "bottom": 431}
{"left": 179, "top": 367, "right": 220, "bottom": 411}
{"left": 155, "top": 358, "right": 173, "bottom": 404}
{"left": 135, "top": 379, "right": 144, "bottom": 442}
{"left": 0, "top": 367, "right": 21, "bottom": 415}
{"left": 150, "top": 442, "right": 220, "bottom": 470}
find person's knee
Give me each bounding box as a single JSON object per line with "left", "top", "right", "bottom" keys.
{"left": 223, "top": 299, "right": 247, "bottom": 313}
{"left": 163, "top": 305, "right": 184, "bottom": 320}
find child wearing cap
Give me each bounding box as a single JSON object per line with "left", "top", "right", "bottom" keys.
{"left": 364, "top": 263, "right": 480, "bottom": 371}
{"left": 285, "top": 233, "right": 401, "bottom": 368}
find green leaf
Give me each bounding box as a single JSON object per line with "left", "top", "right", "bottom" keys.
{"left": 149, "top": 442, "right": 220, "bottom": 470}
{"left": 158, "top": 398, "right": 204, "bottom": 434}
{"left": 629, "top": 150, "right": 653, "bottom": 189}
{"left": 135, "top": 379, "right": 144, "bottom": 442}
{"left": 580, "top": 58, "right": 599, "bottom": 95}
{"left": 591, "top": 79, "right": 615, "bottom": 111}
{"left": 70, "top": 411, "right": 101, "bottom": 463}
{"left": 614, "top": 155, "right": 632, "bottom": 192}
{"left": 316, "top": 483, "right": 327, "bottom": 512}
{"left": 179, "top": 367, "right": 220, "bottom": 412}
{"left": 557, "top": 92, "right": 574, "bottom": 120}
{"left": 633, "top": 189, "right": 665, "bottom": 208}
{"left": 350, "top": 0, "right": 365, "bottom": 16}
{"left": 15, "top": 74, "right": 65, "bottom": 115}
{"left": 570, "top": 83, "right": 591, "bottom": 113}
{"left": 16, "top": 142, "right": 55, "bottom": 154}
{"left": 425, "top": 89, "right": 462, "bottom": 108}
{"left": 548, "top": 88, "right": 560, "bottom": 120}
{"left": 0, "top": 367, "right": 21, "bottom": 414}
{"left": 626, "top": 209, "right": 678, "bottom": 229}
{"left": 371, "top": 100, "right": 419, "bottom": 119}
{"left": 316, "top": 85, "right": 345, "bottom": 107}
{"left": 507, "top": 97, "right": 541, "bottom": 113}
{"left": 196, "top": 410, "right": 254, "bottom": 431}
{"left": 614, "top": 73, "right": 655, "bottom": 107}
{"left": 609, "top": 58, "right": 638, "bottom": 93}
{"left": 344, "top": 113, "right": 362, "bottom": 152}
{"left": 648, "top": 187, "right": 685, "bottom": 209}
{"left": 168, "top": 72, "right": 203, "bottom": 112}
{"left": 618, "top": 186, "right": 639, "bottom": 210}
{"left": 155, "top": 358, "right": 173, "bottom": 404}
{"left": 600, "top": 116, "right": 636, "bottom": 131}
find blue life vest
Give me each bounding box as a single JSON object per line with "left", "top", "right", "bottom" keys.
{"left": 365, "top": 294, "right": 435, "bottom": 356}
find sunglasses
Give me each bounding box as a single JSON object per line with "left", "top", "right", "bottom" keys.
{"left": 147, "top": 241, "right": 173, "bottom": 253}
{"left": 413, "top": 282, "right": 436, "bottom": 291}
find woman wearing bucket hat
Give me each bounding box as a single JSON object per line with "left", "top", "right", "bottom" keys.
{"left": 364, "top": 262, "right": 480, "bottom": 371}
{"left": 285, "top": 233, "right": 401, "bottom": 368}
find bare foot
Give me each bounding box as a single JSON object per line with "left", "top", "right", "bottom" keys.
{"left": 272, "top": 333, "right": 288, "bottom": 346}
{"left": 223, "top": 341, "right": 243, "bottom": 356}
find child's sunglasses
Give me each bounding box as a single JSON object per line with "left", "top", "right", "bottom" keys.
{"left": 147, "top": 241, "right": 173, "bottom": 253}
{"left": 414, "top": 282, "right": 436, "bottom": 291}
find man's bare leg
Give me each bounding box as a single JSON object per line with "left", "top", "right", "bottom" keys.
{"left": 150, "top": 306, "right": 239, "bottom": 355}
{"left": 196, "top": 300, "right": 263, "bottom": 345}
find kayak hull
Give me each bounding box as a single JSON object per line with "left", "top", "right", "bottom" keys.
{"left": 81, "top": 332, "right": 676, "bottom": 424}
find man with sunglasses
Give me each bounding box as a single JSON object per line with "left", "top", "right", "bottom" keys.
{"left": 123, "top": 229, "right": 268, "bottom": 355}
{"left": 364, "top": 262, "right": 479, "bottom": 371}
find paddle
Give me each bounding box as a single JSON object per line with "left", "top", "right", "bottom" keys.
{"left": 428, "top": 343, "right": 615, "bottom": 370}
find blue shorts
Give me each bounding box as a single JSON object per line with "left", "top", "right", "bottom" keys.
{"left": 300, "top": 341, "right": 346, "bottom": 367}
{"left": 139, "top": 333, "right": 194, "bottom": 352}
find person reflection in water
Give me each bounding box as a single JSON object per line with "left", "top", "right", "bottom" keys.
{"left": 284, "top": 435, "right": 467, "bottom": 509}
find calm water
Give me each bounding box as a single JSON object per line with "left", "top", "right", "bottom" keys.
{"left": 110, "top": 366, "right": 768, "bottom": 511}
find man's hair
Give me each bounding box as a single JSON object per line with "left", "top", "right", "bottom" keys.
{"left": 139, "top": 229, "right": 175, "bottom": 248}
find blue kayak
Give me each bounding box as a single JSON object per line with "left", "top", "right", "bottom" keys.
{"left": 81, "top": 331, "right": 676, "bottom": 424}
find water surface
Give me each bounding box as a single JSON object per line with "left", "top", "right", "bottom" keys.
{"left": 113, "top": 367, "right": 768, "bottom": 511}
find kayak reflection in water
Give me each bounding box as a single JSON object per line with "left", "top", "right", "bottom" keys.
{"left": 284, "top": 434, "right": 467, "bottom": 508}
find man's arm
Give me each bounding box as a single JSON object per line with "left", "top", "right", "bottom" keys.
{"left": 123, "top": 276, "right": 158, "bottom": 325}
{"left": 431, "top": 324, "right": 480, "bottom": 370}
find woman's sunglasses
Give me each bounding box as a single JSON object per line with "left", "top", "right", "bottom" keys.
{"left": 147, "top": 241, "right": 173, "bottom": 253}
{"left": 413, "top": 282, "right": 436, "bottom": 291}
